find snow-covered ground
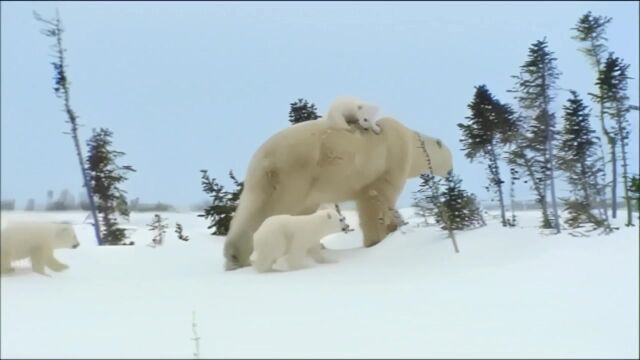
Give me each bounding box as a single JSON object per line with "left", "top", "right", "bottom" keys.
{"left": 1, "top": 209, "right": 638, "bottom": 359}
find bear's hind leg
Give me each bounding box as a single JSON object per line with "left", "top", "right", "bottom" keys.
{"left": 0, "top": 249, "right": 15, "bottom": 274}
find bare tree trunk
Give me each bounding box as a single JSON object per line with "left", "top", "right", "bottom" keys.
{"left": 440, "top": 206, "right": 460, "bottom": 254}
{"left": 35, "top": 10, "right": 103, "bottom": 245}
{"left": 615, "top": 111, "right": 633, "bottom": 226}
{"left": 547, "top": 125, "right": 561, "bottom": 233}
{"left": 488, "top": 146, "right": 507, "bottom": 227}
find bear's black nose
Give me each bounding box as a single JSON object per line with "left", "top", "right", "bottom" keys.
{"left": 72, "top": 243, "right": 80, "bottom": 249}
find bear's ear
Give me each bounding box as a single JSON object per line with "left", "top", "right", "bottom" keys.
{"left": 327, "top": 212, "right": 332, "bottom": 220}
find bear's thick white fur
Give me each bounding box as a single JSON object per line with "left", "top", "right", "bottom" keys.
{"left": 224, "top": 116, "right": 452, "bottom": 270}
{"left": 326, "top": 96, "right": 381, "bottom": 134}
{"left": 1, "top": 222, "right": 80, "bottom": 276}
{"left": 250, "top": 208, "right": 346, "bottom": 272}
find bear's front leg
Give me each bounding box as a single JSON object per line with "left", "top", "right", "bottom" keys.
{"left": 356, "top": 195, "right": 386, "bottom": 248}
{"left": 285, "top": 243, "right": 309, "bottom": 271}
{"left": 252, "top": 252, "right": 277, "bottom": 273}
{"left": 30, "top": 247, "right": 51, "bottom": 277}
{"left": 46, "top": 257, "right": 69, "bottom": 272}
{"left": 308, "top": 244, "right": 336, "bottom": 264}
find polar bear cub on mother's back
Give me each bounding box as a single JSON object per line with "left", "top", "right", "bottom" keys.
{"left": 250, "top": 208, "right": 350, "bottom": 272}
{"left": 1, "top": 221, "right": 80, "bottom": 276}
{"left": 325, "top": 96, "right": 382, "bottom": 134}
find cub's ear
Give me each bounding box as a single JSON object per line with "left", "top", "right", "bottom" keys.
{"left": 327, "top": 212, "right": 332, "bottom": 220}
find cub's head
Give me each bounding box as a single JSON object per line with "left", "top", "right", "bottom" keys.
{"left": 53, "top": 223, "right": 80, "bottom": 249}
{"left": 332, "top": 96, "right": 378, "bottom": 129}
{"left": 320, "top": 206, "right": 352, "bottom": 234}
{"left": 353, "top": 103, "right": 379, "bottom": 130}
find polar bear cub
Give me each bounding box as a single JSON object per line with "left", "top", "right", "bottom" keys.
{"left": 326, "top": 96, "right": 382, "bottom": 134}
{"left": 1, "top": 221, "right": 80, "bottom": 276}
{"left": 250, "top": 207, "right": 350, "bottom": 272}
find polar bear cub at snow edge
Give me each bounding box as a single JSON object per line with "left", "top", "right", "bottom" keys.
{"left": 1, "top": 221, "right": 80, "bottom": 276}
{"left": 250, "top": 207, "right": 351, "bottom": 272}
{"left": 325, "top": 96, "right": 382, "bottom": 134}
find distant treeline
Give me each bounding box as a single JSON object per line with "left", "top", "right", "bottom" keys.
{"left": 0, "top": 191, "right": 176, "bottom": 212}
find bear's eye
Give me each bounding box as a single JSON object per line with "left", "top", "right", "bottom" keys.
{"left": 357, "top": 105, "right": 363, "bottom": 110}
{"left": 363, "top": 118, "right": 369, "bottom": 122}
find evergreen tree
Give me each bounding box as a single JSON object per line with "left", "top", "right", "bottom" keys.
{"left": 572, "top": 12, "right": 617, "bottom": 219}
{"left": 175, "top": 222, "right": 190, "bottom": 241}
{"left": 439, "top": 172, "right": 485, "bottom": 231}
{"left": 289, "top": 98, "right": 319, "bottom": 125}
{"left": 597, "top": 54, "right": 634, "bottom": 226}
{"left": 147, "top": 214, "right": 169, "bottom": 247}
{"left": 458, "top": 85, "right": 518, "bottom": 227}
{"left": 509, "top": 38, "right": 561, "bottom": 232}
{"left": 198, "top": 169, "right": 244, "bottom": 236}
{"left": 413, "top": 173, "right": 441, "bottom": 226}
{"left": 413, "top": 171, "right": 483, "bottom": 253}
{"left": 86, "top": 128, "right": 136, "bottom": 245}
{"left": 557, "top": 91, "right": 611, "bottom": 232}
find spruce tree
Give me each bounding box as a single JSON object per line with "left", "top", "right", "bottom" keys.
{"left": 509, "top": 38, "right": 561, "bottom": 232}
{"left": 439, "top": 172, "right": 484, "bottom": 231}
{"left": 557, "top": 91, "right": 611, "bottom": 232}
{"left": 414, "top": 171, "right": 484, "bottom": 252}
{"left": 413, "top": 173, "right": 439, "bottom": 226}
{"left": 198, "top": 170, "right": 244, "bottom": 236}
{"left": 86, "top": 128, "right": 136, "bottom": 245}
{"left": 597, "top": 54, "right": 634, "bottom": 226}
{"left": 289, "top": 98, "right": 319, "bottom": 125}
{"left": 572, "top": 12, "right": 617, "bottom": 218}
{"left": 458, "top": 85, "right": 518, "bottom": 227}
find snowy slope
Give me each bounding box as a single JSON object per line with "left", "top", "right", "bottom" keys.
{"left": 1, "top": 209, "right": 638, "bottom": 359}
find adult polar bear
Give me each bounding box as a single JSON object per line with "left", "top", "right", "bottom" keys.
{"left": 223, "top": 116, "right": 452, "bottom": 270}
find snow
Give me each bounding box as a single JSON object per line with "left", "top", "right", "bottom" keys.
{"left": 1, "top": 209, "right": 638, "bottom": 358}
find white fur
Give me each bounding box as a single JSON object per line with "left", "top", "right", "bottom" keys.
{"left": 1, "top": 222, "right": 80, "bottom": 276}
{"left": 250, "top": 209, "right": 345, "bottom": 272}
{"left": 326, "top": 96, "right": 381, "bottom": 134}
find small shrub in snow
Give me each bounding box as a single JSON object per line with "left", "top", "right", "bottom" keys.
{"left": 175, "top": 222, "right": 190, "bottom": 241}
{"left": 147, "top": 214, "right": 169, "bottom": 247}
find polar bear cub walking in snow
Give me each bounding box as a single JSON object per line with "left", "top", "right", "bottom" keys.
{"left": 1, "top": 221, "right": 80, "bottom": 276}
{"left": 325, "top": 96, "right": 382, "bottom": 134}
{"left": 250, "top": 206, "right": 351, "bottom": 272}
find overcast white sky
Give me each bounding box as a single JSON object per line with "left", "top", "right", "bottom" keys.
{"left": 1, "top": 1, "right": 638, "bottom": 209}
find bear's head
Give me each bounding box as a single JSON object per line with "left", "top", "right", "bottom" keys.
{"left": 53, "top": 224, "right": 80, "bottom": 249}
